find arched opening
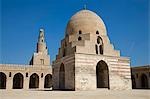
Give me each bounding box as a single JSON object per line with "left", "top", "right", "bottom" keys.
{"left": 59, "top": 63, "right": 65, "bottom": 89}
{"left": 95, "top": 45, "right": 98, "bottom": 54}
{"left": 13, "top": 73, "right": 24, "bottom": 89}
{"left": 96, "top": 60, "right": 109, "bottom": 89}
{"left": 99, "top": 45, "right": 103, "bottom": 54}
{"left": 0, "top": 72, "right": 7, "bottom": 89}
{"left": 96, "top": 36, "right": 103, "bottom": 55}
{"left": 78, "top": 36, "right": 82, "bottom": 41}
{"left": 131, "top": 75, "right": 136, "bottom": 89}
{"left": 79, "top": 30, "right": 82, "bottom": 34}
{"left": 29, "top": 73, "right": 39, "bottom": 89}
{"left": 141, "top": 74, "right": 148, "bottom": 88}
{"left": 96, "top": 31, "right": 99, "bottom": 34}
{"left": 44, "top": 74, "right": 52, "bottom": 88}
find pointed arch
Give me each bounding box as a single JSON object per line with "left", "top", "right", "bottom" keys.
{"left": 96, "top": 36, "right": 104, "bottom": 55}
{"left": 141, "top": 74, "right": 148, "bottom": 88}
{"left": 13, "top": 73, "right": 24, "bottom": 89}
{"left": 96, "top": 31, "right": 99, "bottom": 34}
{"left": 78, "top": 36, "right": 82, "bottom": 41}
{"left": 44, "top": 74, "right": 52, "bottom": 88}
{"left": 79, "top": 30, "right": 82, "bottom": 34}
{"left": 29, "top": 73, "right": 39, "bottom": 89}
{"left": 59, "top": 63, "right": 65, "bottom": 89}
{"left": 0, "top": 72, "right": 7, "bottom": 89}
{"left": 96, "top": 60, "right": 109, "bottom": 89}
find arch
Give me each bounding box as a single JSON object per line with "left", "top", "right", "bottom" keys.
{"left": 96, "top": 60, "right": 109, "bottom": 89}
{"left": 131, "top": 75, "right": 136, "bottom": 89}
{"left": 141, "top": 74, "right": 148, "bottom": 88}
{"left": 44, "top": 74, "right": 52, "bottom": 88}
{"left": 59, "top": 63, "right": 65, "bottom": 89}
{"left": 78, "top": 36, "right": 82, "bottom": 41}
{"left": 79, "top": 30, "right": 82, "bottom": 34}
{"left": 95, "top": 44, "right": 98, "bottom": 54}
{"left": 96, "top": 31, "right": 99, "bottom": 34}
{"left": 96, "top": 36, "right": 103, "bottom": 55}
{"left": 13, "top": 73, "right": 24, "bottom": 89}
{"left": 0, "top": 72, "right": 7, "bottom": 89}
{"left": 29, "top": 73, "right": 39, "bottom": 89}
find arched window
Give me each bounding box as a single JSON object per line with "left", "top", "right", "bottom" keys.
{"left": 13, "top": 73, "right": 24, "bottom": 89}
{"left": 96, "top": 31, "right": 99, "bottom": 34}
{"left": 79, "top": 30, "right": 82, "bottom": 34}
{"left": 95, "top": 45, "right": 98, "bottom": 54}
{"left": 78, "top": 36, "right": 82, "bottom": 41}
{"left": 0, "top": 72, "right": 7, "bottom": 89}
{"left": 99, "top": 45, "right": 103, "bottom": 54}
{"left": 26, "top": 73, "right": 28, "bottom": 77}
{"left": 9, "top": 72, "right": 11, "bottom": 77}
{"left": 96, "top": 36, "right": 103, "bottom": 55}
{"left": 41, "top": 73, "right": 43, "bottom": 78}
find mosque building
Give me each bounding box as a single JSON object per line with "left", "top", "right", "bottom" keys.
{"left": 0, "top": 9, "right": 135, "bottom": 90}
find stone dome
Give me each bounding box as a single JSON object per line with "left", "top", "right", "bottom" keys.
{"left": 66, "top": 9, "right": 107, "bottom": 36}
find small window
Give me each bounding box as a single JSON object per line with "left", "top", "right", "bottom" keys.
{"left": 78, "top": 36, "right": 82, "bottom": 41}
{"left": 26, "top": 73, "right": 28, "bottom": 77}
{"left": 97, "top": 36, "right": 102, "bottom": 44}
{"left": 42, "top": 40, "right": 43, "bottom": 42}
{"left": 41, "top": 73, "right": 43, "bottom": 78}
{"left": 79, "top": 30, "right": 82, "bottom": 34}
{"left": 95, "top": 45, "right": 98, "bottom": 54}
{"left": 40, "top": 59, "right": 44, "bottom": 65}
{"left": 99, "top": 45, "right": 103, "bottom": 54}
{"left": 96, "top": 31, "right": 99, "bottom": 34}
{"left": 9, "top": 72, "right": 11, "bottom": 77}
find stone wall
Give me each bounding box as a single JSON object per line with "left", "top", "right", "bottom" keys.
{"left": 52, "top": 54, "right": 75, "bottom": 90}
{"left": 0, "top": 64, "right": 52, "bottom": 90}
{"left": 131, "top": 66, "right": 150, "bottom": 89}
{"left": 75, "top": 53, "right": 131, "bottom": 90}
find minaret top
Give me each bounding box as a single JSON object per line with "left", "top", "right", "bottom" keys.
{"left": 38, "top": 28, "right": 45, "bottom": 43}
{"left": 36, "top": 28, "right": 48, "bottom": 53}
{"left": 29, "top": 28, "right": 50, "bottom": 65}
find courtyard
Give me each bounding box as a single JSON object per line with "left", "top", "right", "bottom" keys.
{"left": 0, "top": 89, "right": 149, "bottom": 99}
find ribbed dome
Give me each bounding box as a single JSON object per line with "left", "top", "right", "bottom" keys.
{"left": 66, "top": 10, "right": 107, "bottom": 35}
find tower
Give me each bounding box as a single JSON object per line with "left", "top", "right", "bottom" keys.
{"left": 29, "top": 28, "right": 50, "bottom": 66}
{"left": 52, "top": 9, "right": 131, "bottom": 90}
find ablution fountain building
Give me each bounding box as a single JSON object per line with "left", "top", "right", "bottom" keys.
{"left": 0, "top": 9, "right": 133, "bottom": 90}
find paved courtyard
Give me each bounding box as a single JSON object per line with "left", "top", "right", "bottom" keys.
{"left": 0, "top": 89, "right": 149, "bottom": 99}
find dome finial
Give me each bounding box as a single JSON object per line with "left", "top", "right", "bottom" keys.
{"left": 84, "top": 4, "right": 87, "bottom": 10}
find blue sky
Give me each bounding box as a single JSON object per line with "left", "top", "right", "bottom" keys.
{"left": 0, "top": 0, "right": 149, "bottom": 66}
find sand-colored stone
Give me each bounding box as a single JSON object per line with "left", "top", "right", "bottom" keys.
{"left": 53, "top": 9, "right": 131, "bottom": 90}
{"left": 0, "top": 89, "right": 150, "bottom": 99}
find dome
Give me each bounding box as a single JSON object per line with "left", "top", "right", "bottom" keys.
{"left": 66, "top": 10, "right": 107, "bottom": 35}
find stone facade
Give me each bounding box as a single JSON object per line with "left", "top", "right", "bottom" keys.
{"left": 131, "top": 65, "right": 150, "bottom": 89}
{"left": 52, "top": 9, "right": 132, "bottom": 90}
